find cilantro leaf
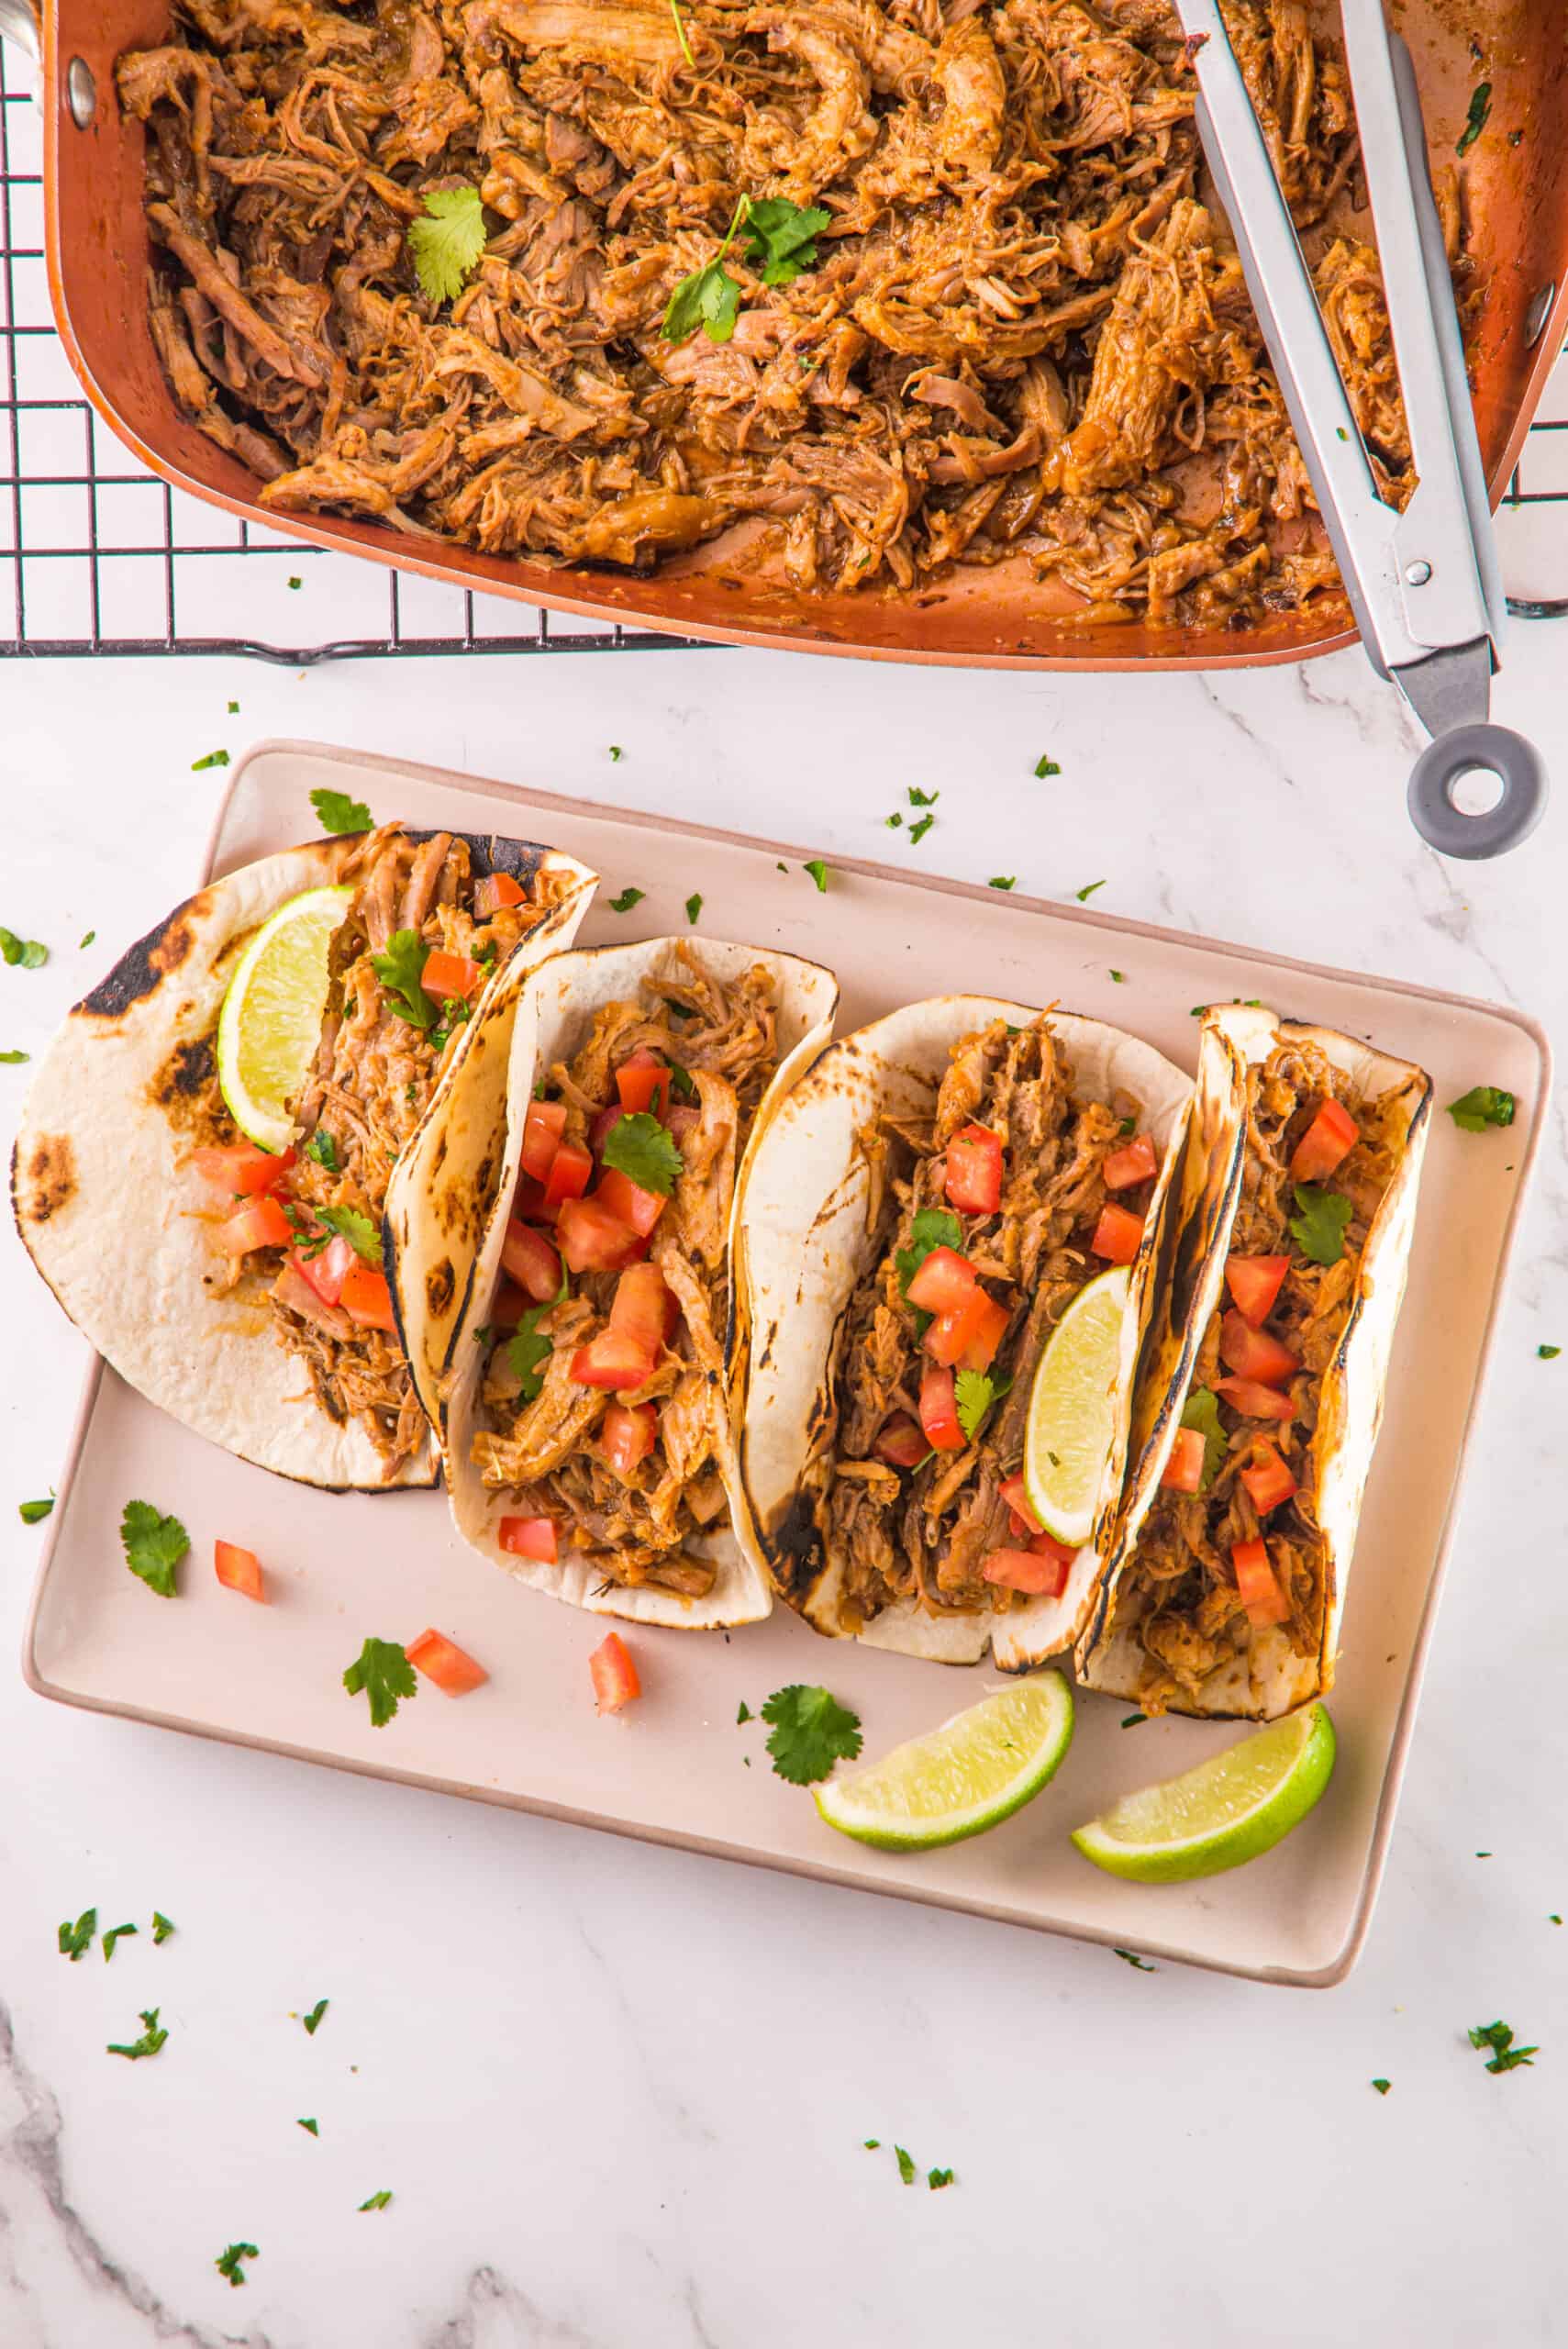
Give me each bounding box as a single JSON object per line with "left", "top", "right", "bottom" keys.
{"left": 988, "top": 876, "right": 1016, "bottom": 891}
{"left": 1179, "top": 1387, "right": 1227, "bottom": 1491}
{"left": 228, "top": 700, "right": 239, "bottom": 715}
{"left": 151, "top": 1911, "right": 175, "bottom": 1943}
{"left": 662, "top": 198, "right": 746, "bottom": 344}
{"left": 315, "top": 1204, "right": 383, "bottom": 1268}
{"left": 608, "top": 886, "right": 645, "bottom": 914}
{"left": 107, "top": 2007, "right": 168, "bottom": 2059}
{"left": 359, "top": 2189, "right": 394, "bottom": 2211}
{"left": 1539, "top": 1344, "right": 1561, "bottom": 1361}
{"left": 895, "top": 2146, "right": 917, "bottom": 2185}
{"left": 1371, "top": 2078, "right": 1391, "bottom": 2096}
{"left": 684, "top": 892, "right": 704, "bottom": 926}
{"left": 59, "top": 1908, "right": 96, "bottom": 1961}
{"left": 309, "top": 786, "right": 371, "bottom": 836}
{"left": 120, "top": 1500, "right": 189, "bottom": 1598}
{"left": 804, "top": 858, "right": 830, "bottom": 892}
{"left": 761, "top": 1683, "right": 862, "bottom": 1784}
{"left": 216, "top": 2243, "right": 257, "bottom": 2288}
{"left": 408, "top": 185, "right": 489, "bottom": 304}
{"left": 0, "top": 927, "right": 48, "bottom": 967}
{"left": 669, "top": 1063, "right": 697, "bottom": 1102}
{"left": 954, "top": 1365, "right": 1011, "bottom": 1443}
{"left": 506, "top": 1264, "right": 568, "bottom": 1403}
{"left": 1456, "top": 80, "right": 1492, "bottom": 156}
{"left": 1034, "top": 754, "right": 1061, "bottom": 778}
{"left": 895, "top": 1208, "right": 963, "bottom": 1299}
{"left": 907, "top": 786, "right": 939, "bottom": 807}
{"left": 102, "top": 1922, "right": 138, "bottom": 1963}
{"left": 1075, "top": 879, "right": 1106, "bottom": 903}
{"left": 1, "top": 1049, "right": 29, "bottom": 1063}
{"left": 342, "top": 1638, "right": 417, "bottom": 1728}
{"left": 1289, "top": 1183, "right": 1353, "bottom": 1266}
{"left": 1114, "top": 1948, "right": 1157, "bottom": 1970}
{"left": 190, "top": 749, "right": 229, "bottom": 772}
{"left": 80, "top": 930, "right": 95, "bottom": 948}
{"left": 371, "top": 929, "right": 437, "bottom": 1030}
{"left": 306, "top": 1126, "right": 339, "bottom": 1173}
{"left": 20, "top": 1496, "right": 53, "bottom": 1524}
{"left": 1467, "top": 2019, "right": 1537, "bottom": 2074}
{"left": 908, "top": 812, "right": 936, "bottom": 846}
{"left": 740, "top": 195, "right": 831, "bottom": 286}
{"left": 1446, "top": 1084, "right": 1515, "bottom": 1132}
{"left": 298, "top": 2116, "right": 319, "bottom": 2136}
{"left": 863, "top": 2138, "right": 880, "bottom": 2150}
{"left": 928, "top": 2167, "right": 954, "bottom": 2189}
{"left": 737, "top": 1701, "right": 752, "bottom": 1724}
{"left": 302, "top": 1998, "right": 328, "bottom": 2035}
{"left": 603, "top": 1110, "right": 684, "bottom": 1197}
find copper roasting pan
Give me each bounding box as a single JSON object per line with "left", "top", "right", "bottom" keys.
{"left": 34, "top": 1, "right": 1568, "bottom": 669}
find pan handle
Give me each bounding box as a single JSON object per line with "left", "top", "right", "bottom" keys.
{"left": 1407, "top": 723, "right": 1548, "bottom": 859}
{"left": 0, "top": 0, "right": 39, "bottom": 63}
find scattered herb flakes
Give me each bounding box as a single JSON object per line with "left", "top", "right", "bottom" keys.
{"left": 1109, "top": 968, "right": 1124, "bottom": 983}
{"left": 1, "top": 1050, "right": 28, "bottom": 1064}
{"left": 1456, "top": 80, "right": 1492, "bottom": 156}
{"left": 1074, "top": 879, "right": 1106, "bottom": 903}
{"left": 1120, "top": 1713, "right": 1147, "bottom": 1729}
{"left": 1476, "top": 1851, "right": 1492, "bottom": 1859}
{"left": 314, "top": 1203, "right": 383, "bottom": 1267}
{"left": 287, "top": 575, "right": 303, "bottom": 590}
{"left": 988, "top": 875, "right": 1016, "bottom": 891}
{"left": 190, "top": 749, "right": 230, "bottom": 772}
{"left": 1551, "top": 1915, "right": 1562, "bottom": 1927}
{"left": 342, "top": 1636, "right": 417, "bottom": 1727}
{"left": 215, "top": 2243, "right": 258, "bottom": 2288}
{"left": 1336, "top": 426, "right": 1350, "bottom": 442}
{"left": 736, "top": 1701, "right": 753, "bottom": 1724}
{"left": 107, "top": 2007, "right": 168, "bottom": 2060}
{"left": 1467, "top": 2019, "right": 1536, "bottom": 2074}
{"left": 0, "top": 927, "right": 48, "bottom": 968}
{"left": 359, "top": 2189, "right": 394, "bottom": 2212}
{"left": 684, "top": 891, "right": 704, "bottom": 926}
{"left": 928, "top": 2167, "right": 954, "bottom": 2190}
{"left": 298, "top": 2117, "right": 319, "bottom": 2136}
{"left": 1371, "top": 2078, "right": 1392, "bottom": 2097}
{"left": 608, "top": 744, "right": 624, "bottom": 762}
{"left": 1289, "top": 1183, "right": 1353, "bottom": 1267}
{"left": 102, "top": 1923, "right": 139, "bottom": 1963}
{"left": 59, "top": 1909, "right": 96, "bottom": 1962}
{"left": 863, "top": 2138, "right": 880, "bottom": 2151}
{"left": 408, "top": 184, "right": 489, "bottom": 303}
{"left": 895, "top": 2146, "right": 917, "bottom": 2186}
{"left": 607, "top": 885, "right": 646, "bottom": 915}
{"left": 1114, "top": 1948, "right": 1157, "bottom": 1971}
{"left": 954, "top": 1365, "right": 1010, "bottom": 1443}
{"left": 120, "top": 1500, "right": 189, "bottom": 1598}
{"left": 1539, "top": 1345, "right": 1561, "bottom": 1360}
{"left": 1446, "top": 1085, "right": 1515, "bottom": 1133}
{"left": 302, "top": 1998, "right": 329, "bottom": 2036}
{"left": 1179, "top": 1388, "right": 1227, "bottom": 1491}
{"left": 305, "top": 1126, "right": 339, "bottom": 1174}
{"left": 907, "top": 812, "right": 936, "bottom": 846}
{"left": 761, "top": 1683, "right": 862, "bottom": 1785}
{"left": 80, "top": 930, "right": 95, "bottom": 949}
{"left": 151, "top": 1911, "right": 175, "bottom": 1944}
{"left": 804, "top": 858, "right": 830, "bottom": 892}
{"left": 1033, "top": 754, "right": 1061, "bottom": 778}
{"left": 371, "top": 928, "right": 438, "bottom": 1030}
{"left": 310, "top": 785, "right": 372, "bottom": 836}
{"left": 227, "top": 699, "right": 239, "bottom": 714}
{"left": 20, "top": 1496, "right": 53, "bottom": 1524}
{"left": 907, "top": 786, "right": 939, "bottom": 807}
{"left": 603, "top": 1110, "right": 683, "bottom": 1197}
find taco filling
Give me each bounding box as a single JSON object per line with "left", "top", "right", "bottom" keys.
{"left": 468, "top": 947, "right": 782, "bottom": 1599}
{"left": 1101, "top": 1039, "right": 1408, "bottom": 1711}
{"left": 192, "top": 825, "right": 575, "bottom": 1475}
{"left": 817, "top": 1015, "right": 1162, "bottom": 1630}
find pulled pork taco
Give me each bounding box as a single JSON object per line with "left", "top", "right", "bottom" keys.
{"left": 12, "top": 823, "right": 594, "bottom": 1487}
{"left": 438, "top": 937, "right": 839, "bottom": 1626}
{"left": 738, "top": 999, "right": 1195, "bottom": 1668}
{"left": 1077, "top": 1003, "right": 1431, "bottom": 1720}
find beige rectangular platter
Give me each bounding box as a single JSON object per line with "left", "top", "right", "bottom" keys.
{"left": 23, "top": 740, "right": 1550, "bottom": 1984}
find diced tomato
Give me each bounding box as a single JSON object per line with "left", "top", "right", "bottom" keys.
{"left": 1289, "top": 1096, "right": 1359, "bottom": 1184}
{"left": 590, "top": 1631, "right": 640, "bottom": 1712}
{"left": 1161, "top": 1425, "right": 1208, "bottom": 1493}
{"left": 490, "top": 1279, "right": 529, "bottom": 1330}
{"left": 1090, "top": 1202, "right": 1145, "bottom": 1264}
{"left": 499, "top": 1515, "right": 556, "bottom": 1564}
{"left": 873, "top": 1411, "right": 929, "bottom": 1469}
{"left": 615, "top": 1050, "right": 670, "bottom": 1117}
{"left": 421, "top": 947, "right": 484, "bottom": 1004}
{"left": 558, "top": 1196, "right": 644, "bottom": 1275}
{"left": 340, "top": 1258, "right": 397, "bottom": 1330}
{"left": 918, "top": 1364, "right": 964, "bottom": 1453}
{"left": 291, "top": 1230, "right": 356, "bottom": 1308}
{"left": 542, "top": 1139, "right": 593, "bottom": 1208}
{"left": 602, "top": 1400, "right": 659, "bottom": 1479}
{"left": 473, "top": 871, "right": 528, "bottom": 916}
{"left": 1219, "top": 1309, "right": 1300, "bottom": 1387}
{"left": 983, "top": 1546, "right": 1069, "bottom": 1597}
{"left": 1240, "top": 1442, "right": 1298, "bottom": 1515}
{"left": 906, "top": 1246, "right": 977, "bottom": 1317}
{"left": 214, "top": 1540, "right": 266, "bottom": 1602}
{"left": 1102, "top": 1132, "right": 1158, "bottom": 1191}
{"left": 1226, "top": 1253, "right": 1290, "bottom": 1327}
{"left": 1030, "top": 1527, "right": 1077, "bottom": 1568}
{"left": 570, "top": 1329, "right": 657, "bottom": 1392}
{"left": 500, "top": 1217, "right": 563, "bottom": 1304}
{"left": 1231, "top": 1536, "right": 1291, "bottom": 1626}
{"left": 217, "top": 1195, "right": 293, "bottom": 1254}
{"left": 944, "top": 1124, "right": 1004, "bottom": 1216}
{"left": 520, "top": 1097, "right": 567, "bottom": 1182}
{"left": 406, "top": 1627, "right": 488, "bottom": 1695}
{"left": 515, "top": 1174, "right": 559, "bottom": 1226}
{"left": 608, "top": 1263, "right": 673, "bottom": 1357}
{"left": 999, "top": 1473, "right": 1043, "bottom": 1536}
{"left": 925, "top": 1285, "right": 1008, "bottom": 1372}
{"left": 191, "top": 1141, "right": 295, "bottom": 1197}
{"left": 1214, "top": 1375, "right": 1295, "bottom": 1423}
{"left": 595, "top": 1166, "right": 667, "bottom": 1240}
{"left": 589, "top": 1103, "right": 624, "bottom": 1157}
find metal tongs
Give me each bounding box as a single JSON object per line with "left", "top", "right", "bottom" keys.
{"left": 1175, "top": 2, "right": 1547, "bottom": 858}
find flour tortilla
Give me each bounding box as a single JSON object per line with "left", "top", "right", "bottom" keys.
{"left": 439, "top": 937, "right": 839, "bottom": 1628}
{"left": 11, "top": 830, "right": 595, "bottom": 1489}
{"left": 737, "top": 997, "right": 1196, "bottom": 1668}
{"left": 1076, "top": 1003, "right": 1432, "bottom": 1719}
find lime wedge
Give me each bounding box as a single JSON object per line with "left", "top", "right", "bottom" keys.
{"left": 1022, "top": 1264, "right": 1131, "bottom": 1546}
{"left": 217, "top": 885, "right": 352, "bottom": 1153}
{"left": 813, "top": 1672, "right": 1073, "bottom": 1851}
{"left": 1071, "top": 1703, "right": 1336, "bottom": 1882}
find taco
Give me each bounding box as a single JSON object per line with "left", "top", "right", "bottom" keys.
{"left": 437, "top": 937, "right": 839, "bottom": 1626}
{"left": 737, "top": 999, "right": 1196, "bottom": 1668}
{"left": 12, "top": 823, "right": 594, "bottom": 1488}
{"left": 1076, "top": 1003, "right": 1431, "bottom": 1719}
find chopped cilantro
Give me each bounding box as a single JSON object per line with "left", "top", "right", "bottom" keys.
{"left": 1289, "top": 1183, "right": 1353, "bottom": 1266}
{"left": 1, "top": 1050, "right": 28, "bottom": 1063}
{"left": 863, "top": 2138, "right": 880, "bottom": 2150}
{"left": 684, "top": 891, "right": 704, "bottom": 926}
{"left": 608, "top": 745, "right": 624, "bottom": 763}
{"left": 895, "top": 2146, "right": 917, "bottom": 2186}
{"left": 358, "top": 2189, "right": 394, "bottom": 2212}
{"left": 1179, "top": 1388, "right": 1227, "bottom": 1491}
{"left": 302, "top": 1998, "right": 328, "bottom": 2036}
{"left": 298, "top": 2116, "right": 319, "bottom": 2136}
{"left": 310, "top": 786, "right": 371, "bottom": 836}
{"left": 1121, "top": 1713, "right": 1147, "bottom": 1729}
{"left": 20, "top": 1496, "right": 53, "bottom": 1524}
{"left": 102, "top": 1922, "right": 138, "bottom": 1963}
{"left": 1336, "top": 426, "right": 1350, "bottom": 442}
{"left": 107, "top": 2007, "right": 168, "bottom": 2059}
{"left": 668, "top": 1063, "right": 697, "bottom": 1102}
{"left": 80, "top": 929, "right": 95, "bottom": 949}
{"left": 151, "top": 1911, "right": 175, "bottom": 1943}
{"left": 1467, "top": 2019, "right": 1536, "bottom": 2074}
{"left": 1551, "top": 1915, "right": 1562, "bottom": 1927}
{"left": 1456, "top": 80, "right": 1492, "bottom": 156}
{"left": 954, "top": 1365, "right": 1010, "bottom": 1443}
{"left": 1033, "top": 754, "right": 1061, "bottom": 778}
{"left": 227, "top": 699, "right": 239, "bottom": 714}
{"left": 988, "top": 876, "right": 1016, "bottom": 891}
{"left": 58, "top": 1909, "right": 96, "bottom": 1961}
{"left": 507, "top": 1267, "right": 568, "bottom": 1403}
{"left": 885, "top": 813, "right": 903, "bottom": 829}
{"left": 603, "top": 1110, "right": 684, "bottom": 1197}
{"left": 0, "top": 927, "right": 48, "bottom": 967}
{"left": 740, "top": 195, "right": 831, "bottom": 286}
{"left": 928, "top": 2167, "right": 954, "bottom": 2190}
{"left": 1109, "top": 969, "right": 1124, "bottom": 984}
{"left": 215, "top": 2243, "right": 257, "bottom": 2288}
{"left": 662, "top": 195, "right": 746, "bottom": 343}
{"left": 1539, "top": 1345, "right": 1561, "bottom": 1360}
{"left": 804, "top": 858, "right": 830, "bottom": 892}
{"left": 1075, "top": 878, "right": 1106, "bottom": 903}
{"left": 371, "top": 929, "right": 437, "bottom": 1030}
{"left": 408, "top": 184, "right": 489, "bottom": 303}
{"left": 288, "top": 575, "right": 302, "bottom": 589}
{"left": 315, "top": 1203, "right": 383, "bottom": 1267}
{"left": 908, "top": 812, "right": 936, "bottom": 846}
{"left": 608, "top": 886, "right": 646, "bottom": 915}
{"left": 342, "top": 1638, "right": 417, "bottom": 1728}
{"left": 1114, "top": 1948, "right": 1157, "bottom": 1970}
{"left": 761, "top": 1684, "right": 862, "bottom": 1784}
{"left": 776, "top": 861, "right": 788, "bottom": 873}
{"left": 120, "top": 1499, "right": 189, "bottom": 1598}
{"left": 895, "top": 1207, "right": 963, "bottom": 1301}
{"left": 1371, "top": 2078, "right": 1391, "bottom": 2097}
{"left": 190, "top": 749, "right": 229, "bottom": 772}
{"left": 1446, "top": 1084, "right": 1515, "bottom": 1132}
{"left": 305, "top": 1126, "right": 339, "bottom": 1173}
{"left": 737, "top": 1701, "right": 752, "bottom": 1724}
{"left": 907, "top": 786, "right": 939, "bottom": 807}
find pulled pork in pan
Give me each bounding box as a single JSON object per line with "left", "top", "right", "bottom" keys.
{"left": 118, "top": 0, "right": 1440, "bottom": 626}
{"left": 818, "top": 1014, "right": 1159, "bottom": 1628}
{"left": 471, "top": 947, "right": 778, "bottom": 1595}
{"left": 1101, "top": 1039, "right": 1407, "bottom": 1709}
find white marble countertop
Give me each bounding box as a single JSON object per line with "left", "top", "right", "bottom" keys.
{"left": 2, "top": 628, "right": 1564, "bottom": 2349}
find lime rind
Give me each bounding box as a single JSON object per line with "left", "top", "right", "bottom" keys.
{"left": 1071, "top": 1703, "right": 1336, "bottom": 1883}
{"left": 1023, "top": 1264, "right": 1132, "bottom": 1546}
{"left": 813, "top": 1672, "right": 1074, "bottom": 1852}
{"left": 217, "top": 885, "right": 352, "bottom": 1152}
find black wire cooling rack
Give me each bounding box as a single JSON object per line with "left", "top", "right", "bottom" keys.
{"left": 2, "top": 36, "right": 1562, "bottom": 663}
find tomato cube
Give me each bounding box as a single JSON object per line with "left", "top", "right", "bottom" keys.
{"left": 1213, "top": 1375, "right": 1295, "bottom": 1424}
{"left": 1219, "top": 1309, "right": 1299, "bottom": 1387}
{"left": 542, "top": 1139, "right": 594, "bottom": 1208}
{"left": 1231, "top": 1537, "right": 1290, "bottom": 1626}
{"left": 217, "top": 1195, "right": 293, "bottom": 1254}
{"left": 1225, "top": 1253, "right": 1290, "bottom": 1326}
{"left": 406, "top": 1628, "right": 488, "bottom": 1695}
{"left": 983, "top": 1546, "right": 1069, "bottom": 1597}
{"left": 341, "top": 1258, "right": 398, "bottom": 1330}
{"left": 214, "top": 1540, "right": 266, "bottom": 1602}
{"left": 1160, "top": 1425, "right": 1207, "bottom": 1493}
{"left": 924, "top": 1287, "right": 1008, "bottom": 1372}
{"left": 570, "top": 1330, "right": 657, "bottom": 1392}
{"left": 906, "top": 1246, "right": 977, "bottom": 1317}
{"left": 292, "top": 1231, "right": 355, "bottom": 1308}
{"left": 615, "top": 1051, "right": 670, "bottom": 1116}
{"left": 1102, "top": 1133, "right": 1158, "bottom": 1191}
{"left": 499, "top": 1515, "right": 556, "bottom": 1564}
{"left": 590, "top": 1631, "right": 641, "bottom": 1712}
{"left": 500, "top": 1218, "right": 562, "bottom": 1304}
{"left": 191, "top": 1141, "right": 295, "bottom": 1197}
{"left": 998, "top": 1473, "right": 1043, "bottom": 1535}
{"left": 944, "top": 1124, "right": 1004, "bottom": 1215}
{"left": 608, "top": 1263, "right": 674, "bottom": 1357}
{"left": 1289, "top": 1097, "right": 1359, "bottom": 1184}
{"left": 918, "top": 1364, "right": 963, "bottom": 1453}
{"left": 873, "top": 1411, "right": 929, "bottom": 1468}
{"left": 557, "top": 1197, "right": 644, "bottom": 1275}
{"left": 473, "top": 871, "right": 528, "bottom": 916}
{"left": 595, "top": 1166, "right": 667, "bottom": 1239}
{"left": 490, "top": 1279, "right": 529, "bottom": 1330}
{"left": 1240, "top": 1442, "right": 1298, "bottom": 1515}
{"left": 520, "top": 1098, "right": 567, "bottom": 1182}
{"left": 602, "top": 1401, "right": 659, "bottom": 1479}
{"left": 421, "top": 947, "right": 484, "bottom": 1004}
{"left": 1090, "top": 1202, "right": 1145, "bottom": 1264}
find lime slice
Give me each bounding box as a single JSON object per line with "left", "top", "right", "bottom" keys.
{"left": 1023, "top": 1264, "right": 1131, "bottom": 1546}
{"left": 217, "top": 885, "right": 352, "bottom": 1152}
{"left": 1071, "top": 1703, "right": 1336, "bottom": 1883}
{"left": 813, "top": 1672, "right": 1074, "bottom": 1851}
